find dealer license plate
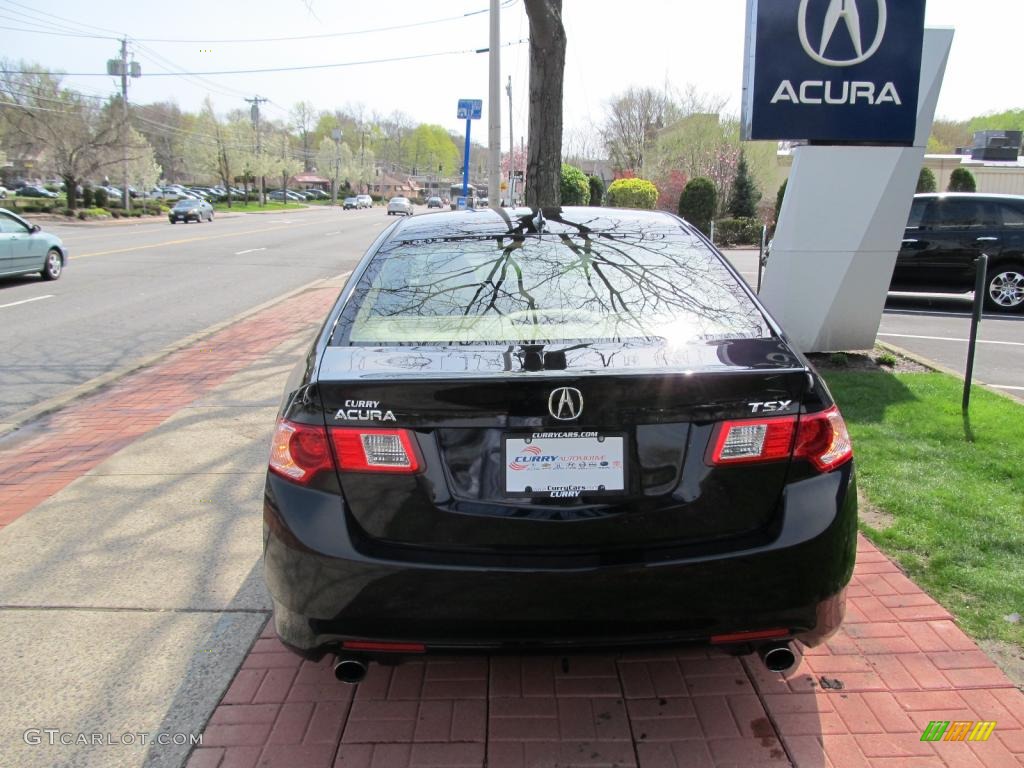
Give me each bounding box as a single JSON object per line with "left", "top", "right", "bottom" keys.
{"left": 504, "top": 432, "right": 625, "bottom": 497}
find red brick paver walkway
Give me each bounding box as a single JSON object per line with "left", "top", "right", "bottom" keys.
{"left": 0, "top": 286, "right": 338, "bottom": 530}
{"left": 190, "top": 537, "right": 1024, "bottom": 768}
{"left": 2, "top": 278, "right": 1020, "bottom": 768}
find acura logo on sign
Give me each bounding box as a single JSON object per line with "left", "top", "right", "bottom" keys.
{"left": 548, "top": 387, "right": 583, "bottom": 421}
{"left": 798, "top": 0, "right": 887, "bottom": 67}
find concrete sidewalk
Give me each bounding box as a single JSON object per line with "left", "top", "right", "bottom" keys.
{"left": 0, "top": 274, "right": 1021, "bottom": 768}
{"left": 0, "top": 276, "right": 344, "bottom": 768}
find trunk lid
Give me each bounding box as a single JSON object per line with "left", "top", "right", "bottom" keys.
{"left": 316, "top": 337, "right": 809, "bottom": 555}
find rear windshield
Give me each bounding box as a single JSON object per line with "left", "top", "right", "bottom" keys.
{"left": 335, "top": 232, "right": 769, "bottom": 346}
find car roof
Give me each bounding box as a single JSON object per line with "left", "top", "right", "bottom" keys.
{"left": 0, "top": 208, "right": 29, "bottom": 226}
{"left": 386, "top": 206, "right": 695, "bottom": 242}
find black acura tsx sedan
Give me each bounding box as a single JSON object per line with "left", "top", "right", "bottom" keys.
{"left": 263, "top": 207, "right": 856, "bottom": 681}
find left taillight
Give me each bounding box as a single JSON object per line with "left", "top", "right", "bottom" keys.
{"left": 331, "top": 428, "right": 421, "bottom": 474}
{"left": 269, "top": 421, "right": 424, "bottom": 484}
{"left": 268, "top": 419, "right": 335, "bottom": 485}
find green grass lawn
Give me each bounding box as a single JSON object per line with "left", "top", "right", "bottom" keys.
{"left": 826, "top": 371, "right": 1024, "bottom": 645}
{"left": 212, "top": 201, "right": 307, "bottom": 212}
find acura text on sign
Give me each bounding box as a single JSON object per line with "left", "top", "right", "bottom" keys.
{"left": 742, "top": 0, "right": 926, "bottom": 144}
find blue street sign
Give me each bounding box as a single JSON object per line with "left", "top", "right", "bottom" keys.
{"left": 457, "top": 99, "right": 483, "bottom": 121}
{"left": 456, "top": 197, "right": 468, "bottom": 210}
{"left": 742, "top": 0, "right": 926, "bottom": 145}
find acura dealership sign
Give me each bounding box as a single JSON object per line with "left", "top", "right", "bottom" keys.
{"left": 742, "top": 0, "right": 926, "bottom": 144}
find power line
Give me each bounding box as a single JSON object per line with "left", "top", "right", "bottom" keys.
{"left": 0, "top": 23, "right": 118, "bottom": 40}
{"left": 0, "top": 0, "right": 124, "bottom": 37}
{"left": 128, "top": 0, "right": 516, "bottom": 43}
{"left": 0, "top": 41, "right": 528, "bottom": 78}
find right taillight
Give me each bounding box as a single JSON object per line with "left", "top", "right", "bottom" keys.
{"left": 793, "top": 406, "right": 853, "bottom": 472}
{"left": 708, "top": 406, "right": 852, "bottom": 473}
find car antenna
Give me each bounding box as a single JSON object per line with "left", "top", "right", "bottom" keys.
{"left": 532, "top": 208, "right": 546, "bottom": 233}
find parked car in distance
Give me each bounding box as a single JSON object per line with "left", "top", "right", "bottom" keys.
{"left": 355, "top": 194, "right": 373, "bottom": 209}
{"left": 426, "top": 196, "right": 443, "bottom": 209}
{"left": 263, "top": 206, "right": 857, "bottom": 679}
{"left": 0, "top": 208, "right": 67, "bottom": 280}
{"left": 303, "top": 189, "right": 330, "bottom": 200}
{"left": 268, "top": 189, "right": 307, "bottom": 202}
{"left": 16, "top": 185, "right": 58, "bottom": 198}
{"left": 343, "top": 197, "right": 358, "bottom": 210}
{"left": 168, "top": 198, "right": 214, "bottom": 223}
{"left": 892, "top": 193, "right": 1024, "bottom": 312}
{"left": 386, "top": 196, "right": 414, "bottom": 216}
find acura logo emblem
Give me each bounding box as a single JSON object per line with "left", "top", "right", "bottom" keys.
{"left": 548, "top": 387, "right": 583, "bottom": 421}
{"left": 798, "top": 0, "right": 887, "bottom": 67}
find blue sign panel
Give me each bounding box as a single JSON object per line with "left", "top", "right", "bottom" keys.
{"left": 742, "top": 0, "right": 925, "bottom": 145}
{"left": 457, "top": 99, "right": 483, "bottom": 121}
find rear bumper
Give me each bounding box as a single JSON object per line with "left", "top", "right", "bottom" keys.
{"left": 263, "top": 465, "right": 857, "bottom": 659}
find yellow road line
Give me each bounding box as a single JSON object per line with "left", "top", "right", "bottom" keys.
{"left": 74, "top": 221, "right": 320, "bottom": 259}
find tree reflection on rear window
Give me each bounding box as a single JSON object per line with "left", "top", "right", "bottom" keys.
{"left": 336, "top": 230, "right": 768, "bottom": 346}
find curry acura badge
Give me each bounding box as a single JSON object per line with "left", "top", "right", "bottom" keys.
{"left": 548, "top": 387, "right": 583, "bottom": 421}
{"left": 334, "top": 399, "right": 396, "bottom": 422}
{"left": 799, "top": 0, "right": 887, "bottom": 68}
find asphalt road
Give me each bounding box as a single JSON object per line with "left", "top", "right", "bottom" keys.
{"left": 724, "top": 249, "right": 1024, "bottom": 401}
{"left": 0, "top": 205, "right": 397, "bottom": 424}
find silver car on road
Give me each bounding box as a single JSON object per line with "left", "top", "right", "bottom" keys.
{"left": 0, "top": 209, "right": 67, "bottom": 281}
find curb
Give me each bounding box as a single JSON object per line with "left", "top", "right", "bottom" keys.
{"left": 875, "top": 339, "right": 1022, "bottom": 403}
{"left": 0, "top": 272, "right": 347, "bottom": 439}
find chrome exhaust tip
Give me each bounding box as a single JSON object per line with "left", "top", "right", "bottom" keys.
{"left": 759, "top": 642, "right": 800, "bottom": 673}
{"left": 333, "top": 656, "right": 368, "bottom": 684}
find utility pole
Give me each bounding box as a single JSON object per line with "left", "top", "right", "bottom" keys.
{"left": 506, "top": 75, "right": 514, "bottom": 206}
{"left": 120, "top": 38, "right": 130, "bottom": 213}
{"left": 488, "top": 0, "right": 500, "bottom": 210}
{"left": 245, "top": 96, "right": 268, "bottom": 204}
{"left": 331, "top": 128, "right": 342, "bottom": 206}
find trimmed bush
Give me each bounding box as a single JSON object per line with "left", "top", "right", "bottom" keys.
{"left": 559, "top": 163, "right": 591, "bottom": 206}
{"left": 917, "top": 167, "right": 937, "bottom": 193}
{"left": 605, "top": 178, "right": 658, "bottom": 210}
{"left": 774, "top": 179, "right": 787, "bottom": 226}
{"left": 678, "top": 177, "right": 717, "bottom": 236}
{"left": 76, "top": 207, "right": 111, "bottom": 220}
{"left": 714, "top": 218, "right": 763, "bottom": 247}
{"left": 81, "top": 187, "right": 94, "bottom": 208}
{"left": 93, "top": 187, "right": 108, "bottom": 208}
{"left": 948, "top": 168, "right": 977, "bottom": 192}
{"left": 588, "top": 175, "right": 604, "bottom": 207}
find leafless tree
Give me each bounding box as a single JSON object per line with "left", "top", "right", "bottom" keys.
{"left": 290, "top": 100, "right": 317, "bottom": 171}
{"left": 600, "top": 87, "right": 678, "bottom": 176}
{"left": 524, "top": 0, "right": 566, "bottom": 208}
{"left": 133, "top": 101, "right": 189, "bottom": 182}
{"left": 0, "top": 62, "right": 127, "bottom": 209}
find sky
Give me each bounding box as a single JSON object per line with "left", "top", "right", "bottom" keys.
{"left": 1, "top": 0, "right": 1022, "bottom": 154}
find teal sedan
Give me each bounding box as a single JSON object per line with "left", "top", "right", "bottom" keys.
{"left": 0, "top": 209, "right": 67, "bottom": 281}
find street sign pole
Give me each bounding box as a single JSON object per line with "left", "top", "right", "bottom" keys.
{"left": 456, "top": 99, "right": 482, "bottom": 209}
{"left": 462, "top": 117, "right": 471, "bottom": 200}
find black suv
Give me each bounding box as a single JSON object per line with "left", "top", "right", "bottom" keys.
{"left": 892, "top": 193, "right": 1024, "bottom": 312}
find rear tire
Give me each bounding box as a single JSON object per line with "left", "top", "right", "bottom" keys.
{"left": 985, "top": 262, "right": 1024, "bottom": 312}
{"left": 41, "top": 248, "right": 62, "bottom": 281}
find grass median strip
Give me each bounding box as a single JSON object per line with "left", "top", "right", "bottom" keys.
{"left": 826, "top": 371, "right": 1024, "bottom": 646}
